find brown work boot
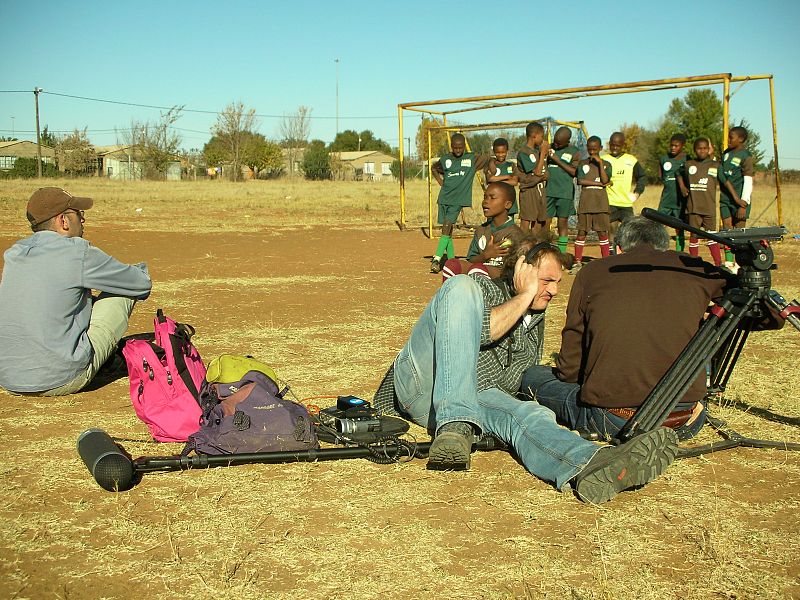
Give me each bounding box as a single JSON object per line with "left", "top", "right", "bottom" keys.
{"left": 572, "top": 427, "right": 678, "bottom": 504}
{"left": 427, "top": 421, "right": 474, "bottom": 471}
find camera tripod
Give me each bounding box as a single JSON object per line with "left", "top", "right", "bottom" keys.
{"left": 616, "top": 209, "right": 800, "bottom": 457}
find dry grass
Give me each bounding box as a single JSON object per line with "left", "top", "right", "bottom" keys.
{"left": 0, "top": 178, "right": 798, "bottom": 599}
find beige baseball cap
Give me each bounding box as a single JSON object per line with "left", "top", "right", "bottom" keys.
{"left": 26, "top": 187, "right": 93, "bottom": 227}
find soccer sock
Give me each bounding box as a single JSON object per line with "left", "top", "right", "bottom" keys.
{"left": 441, "top": 258, "right": 462, "bottom": 282}
{"left": 445, "top": 237, "right": 455, "bottom": 261}
{"left": 676, "top": 231, "right": 685, "bottom": 252}
{"left": 598, "top": 234, "right": 610, "bottom": 258}
{"left": 574, "top": 237, "right": 585, "bottom": 262}
{"left": 688, "top": 236, "right": 700, "bottom": 257}
{"left": 708, "top": 241, "right": 722, "bottom": 266}
{"left": 434, "top": 236, "right": 450, "bottom": 260}
{"left": 558, "top": 235, "right": 568, "bottom": 253}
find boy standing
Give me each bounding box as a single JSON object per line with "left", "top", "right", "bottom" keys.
{"left": 602, "top": 131, "right": 647, "bottom": 248}
{"left": 573, "top": 136, "right": 612, "bottom": 267}
{"left": 657, "top": 134, "right": 689, "bottom": 251}
{"left": 546, "top": 126, "right": 579, "bottom": 253}
{"left": 430, "top": 133, "right": 490, "bottom": 273}
{"left": 682, "top": 137, "right": 722, "bottom": 266}
{"left": 485, "top": 137, "right": 519, "bottom": 219}
{"left": 514, "top": 122, "right": 550, "bottom": 234}
{"left": 441, "top": 182, "right": 522, "bottom": 280}
{"left": 718, "top": 126, "right": 755, "bottom": 266}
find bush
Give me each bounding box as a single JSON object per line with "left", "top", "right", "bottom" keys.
{"left": 0, "top": 157, "right": 59, "bottom": 179}
{"left": 302, "top": 143, "right": 331, "bottom": 180}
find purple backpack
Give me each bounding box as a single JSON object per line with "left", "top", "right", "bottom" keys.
{"left": 187, "top": 370, "right": 319, "bottom": 455}
{"left": 122, "top": 310, "right": 206, "bottom": 442}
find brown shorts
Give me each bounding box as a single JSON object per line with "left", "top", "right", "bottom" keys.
{"left": 687, "top": 212, "right": 716, "bottom": 231}
{"left": 578, "top": 212, "right": 610, "bottom": 233}
{"left": 519, "top": 186, "right": 547, "bottom": 222}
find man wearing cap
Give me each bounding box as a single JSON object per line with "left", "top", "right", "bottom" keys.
{"left": 0, "top": 187, "right": 152, "bottom": 396}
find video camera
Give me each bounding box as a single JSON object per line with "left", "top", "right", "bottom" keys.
{"left": 318, "top": 396, "right": 383, "bottom": 436}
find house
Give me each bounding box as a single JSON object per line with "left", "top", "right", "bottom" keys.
{"left": 281, "top": 147, "right": 306, "bottom": 177}
{"left": 0, "top": 140, "right": 55, "bottom": 171}
{"left": 95, "top": 145, "right": 181, "bottom": 180}
{"left": 332, "top": 150, "right": 396, "bottom": 181}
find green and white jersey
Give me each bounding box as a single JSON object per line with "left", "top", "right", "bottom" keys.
{"left": 684, "top": 158, "right": 719, "bottom": 216}
{"left": 576, "top": 159, "right": 612, "bottom": 214}
{"left": 719, "top": 148, "right": 754, "bottom": 201}
{"left": 490, "top": 160, "right": 515, "bottom": 178}
{"left": 658, "top": 152, "right": 687, "bottom": 210}
{"left": 516, "top": 145, "right": 546, "bottom": 190}
{"left": 433, "top": 151, "right": 489, "bottom": 208}
{"left": 547, "top": 145, "right": 579, "bottom": 200}
{"left": 467, "top": 218, "right": 521, "bottom": 267}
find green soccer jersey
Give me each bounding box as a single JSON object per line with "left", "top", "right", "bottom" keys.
{"left": 658, "top": 152, "right": 687, "bottom": 210}
{"left": 467, "top": 217, "right": 520, "bottom": 267}
{"left": 547, "top": 145, "right": 579, "bottom": 200}
{"left": 434, "top": 151, "right": 488, "bottom": 208}
{"left": 719, "top": 148, "right": 754, "bottom": 202}
{"left": 488, "top": 159, "right": 518, "bottom": 215}
{"left": 516, "top": 145, "right": 546, "bottom": 190}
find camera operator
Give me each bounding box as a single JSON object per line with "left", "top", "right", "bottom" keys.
{"left": 520, "top": 216, "right": 735, "bottom": 441}
{"left": 373, "top": 233, "right": 679, "bottom": 504}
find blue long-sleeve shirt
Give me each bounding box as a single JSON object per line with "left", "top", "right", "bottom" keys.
{"left": 0, "top": 231, "right": 152, "bottom": 392}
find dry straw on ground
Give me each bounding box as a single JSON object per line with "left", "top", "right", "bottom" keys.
{"left": 0, "top": 178, "right": 798, "bottom": 599}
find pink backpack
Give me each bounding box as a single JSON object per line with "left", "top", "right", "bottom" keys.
{"left": 122, "top": 310, "right": 206, "bottom": 442}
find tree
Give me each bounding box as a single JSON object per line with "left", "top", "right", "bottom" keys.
{"left": 654, "top": 89, "right": 724, "bottom": 162}
{"left": 0, "top": 157, "right": 58, "bottom": 179}
{"left": 617, "top": 122, "right": 659, "bottom": 182}
{"left": 122, "top": 106, "right": 184, "bottom": 179}
{"left": 56, "top": 128, "right": 97, "bottom": 176}
{"left": 212, "top": 101, "right": 257, "bottom": 181}
{"left": 415, "top": 117, "right": 451, "bottom": 161}
{"left": 241, "top": 132, "right": 284, "bottom": 178}
{"left": 302, "top": 139, "right": 331, "bottom": 180}
{"left": 279, "top": 105, "right": 311, "bottom": 178}
{"left": 40, "top": 125, "right": 57, "bottom": 148}
{"left": 329, "top": 129, "right": 393, "bottom": 154}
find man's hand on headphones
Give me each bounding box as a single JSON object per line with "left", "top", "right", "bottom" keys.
{"left": 513, "top": 255, "right": 539, "bottom": 299}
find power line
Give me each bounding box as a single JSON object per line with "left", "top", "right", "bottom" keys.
{"left": 37, "top": 90, "right": 411, "bottom": 120}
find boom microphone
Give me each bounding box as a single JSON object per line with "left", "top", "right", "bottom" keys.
{"left": 77, "top": 429, "right": 136, "bottom": 491}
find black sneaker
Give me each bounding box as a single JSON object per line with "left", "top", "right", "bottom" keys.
{"left": 572, "top": 427, "right": 678, "bottom": 504}
{"left": 427, "top": 421, "right": 474, "bottom": 471}
{"left": 430, "top": 258, "right": 443, "bottom": 274}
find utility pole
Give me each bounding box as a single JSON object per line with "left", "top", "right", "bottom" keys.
{"left": 334, "top": 58, "right": 340, "bottom": 136}
{"left": 11, "top": 117, "right": 14, "bottom": 138}
{"left": 406, "top": 137, "right": 411, "bottom": 159}
{"left": 34, "top": 87, "right": 43, "bottom": 178}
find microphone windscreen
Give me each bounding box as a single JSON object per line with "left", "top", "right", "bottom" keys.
{"left": 77, "top": 429, "right": 135, "bottom": 491}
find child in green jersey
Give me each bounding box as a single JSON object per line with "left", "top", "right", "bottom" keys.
{"left": 430, "top": 133, "right": 490, "bottom": 273}
{"left": 718, "top": 126, "right": 755, "bottom": 266}
{"left": 657, "top": 133, "right": 689, "bottom": 251}
{"left": 441, "top": 182, "right": 522, "bottom": 281}
{"left": 485, "top": 137, "right": 518, "bottom": 218}
{"left": 545, "top": 127, "right": 579, "bottom": 253}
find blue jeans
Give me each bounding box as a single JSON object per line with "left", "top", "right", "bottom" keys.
{"left": 519, "top": 365, "right": 706, "bottom": 441}
{"left": 392, "top": 275, "right": 599, "bottom": 490}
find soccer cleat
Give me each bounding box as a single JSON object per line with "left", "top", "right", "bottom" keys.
{"left": 430, "top": 258, "right": 443, "bottom": 274}
{"left": 427, "top": 421, "right": 474, "bottom": 471}
{"left": 572, "top": 427, "right": 678, "bottom": 504}
{"left": 569, "top": 261, "right": 583, "bottom": 275}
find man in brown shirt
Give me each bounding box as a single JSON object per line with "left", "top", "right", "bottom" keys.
{"left": 519, "top": 216, "right": 730, "bottom": 440}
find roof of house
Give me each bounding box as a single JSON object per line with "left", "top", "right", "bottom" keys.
{"left": 95, "top": 144, "right": 133, "bottom": 155}
{"left": 0, "top": 139, "right": 54, "bottom": 151}
{"left": 335, "top": 150, "right": 394, "bottom": 161}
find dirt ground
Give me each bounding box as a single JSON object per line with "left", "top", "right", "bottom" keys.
{"left": 0, "top": 180, "right": 799, "bottom": 599}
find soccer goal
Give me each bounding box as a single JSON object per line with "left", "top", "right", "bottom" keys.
{"left": 396, "top": 73, "right": 783, "bottom": 233}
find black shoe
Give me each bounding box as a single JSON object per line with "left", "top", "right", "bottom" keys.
{"left": 430, "top": 258, "right": 443, "bottom": 274}
{"left": 427, "top": 421, "right": 474, "bottom": 471}
{"left": 572, "top": 427, "right": 678, "bottom": 504}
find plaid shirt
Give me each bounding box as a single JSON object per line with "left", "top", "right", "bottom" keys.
{"left": 374, "top": 275, "right": 544, "bottom": 414}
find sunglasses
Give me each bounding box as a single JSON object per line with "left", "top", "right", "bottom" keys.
{"left": 64, "top": 209, "right": 85, "bottom": 221}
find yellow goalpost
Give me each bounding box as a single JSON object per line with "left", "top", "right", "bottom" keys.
{"left": 396, "top": 73, "right": 783, "bottom": 233}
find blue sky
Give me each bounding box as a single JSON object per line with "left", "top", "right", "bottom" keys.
{"left": 2, "top": 0, "right": 799, "bottom": 167}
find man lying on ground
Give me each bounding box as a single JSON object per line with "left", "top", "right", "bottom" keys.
{"left": 373, "top": 234, "right": 678, "bottom": 504}
{"left": 0, "top": 187, "right": 152, "bottom": 396}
